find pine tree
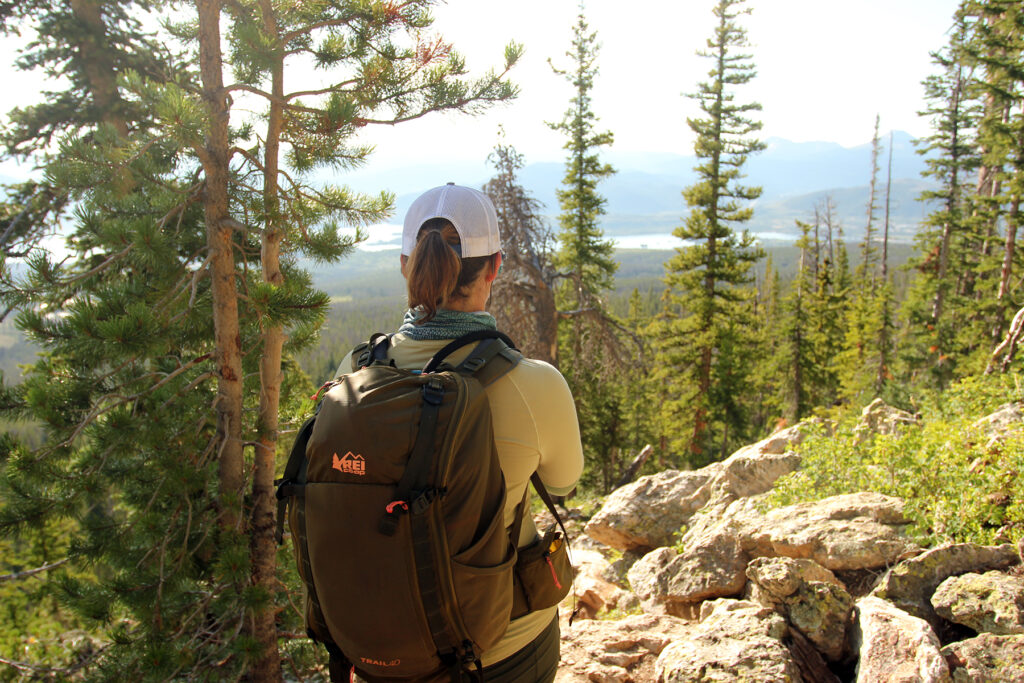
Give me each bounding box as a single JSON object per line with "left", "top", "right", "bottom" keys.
{"left": 482, "top": 138, "right": 557, "bottom": 364}
{"left": 899, "top": 13, "right": 981, "bottom": 388}
{"left": 548, "top": 3, "right": 628, "bottom": 489}
{"left": 548, "top": 5, "right": 617, "bottom": 323}
{"left": 652, "top": 0, "right": 765, "bottom": 463}
{"left": 0, "top": 2, "right": 518, "bottom": 677}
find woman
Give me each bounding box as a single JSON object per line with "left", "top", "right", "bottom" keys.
{"left": 340, "top": 183, "right": 584, "bottom": 682}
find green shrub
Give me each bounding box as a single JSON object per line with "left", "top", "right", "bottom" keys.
{"left": 767, "top": 374, "right": 1024, "bottom": 547}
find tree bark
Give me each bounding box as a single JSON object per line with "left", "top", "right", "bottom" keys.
{"left": 196, "top": 0, "right": 245, "bottom": 533}
{"left": 613, "top": 445, "right": 652, "bottom": 489}
{"left": 250, "top": 2, "right": 286, "bottom": 680}
{"left": 69, "top": 0, "right": 130, "bottom": 138}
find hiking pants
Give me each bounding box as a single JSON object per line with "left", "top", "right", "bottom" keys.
{"left": 354, "top": 617, "right": 560, "bottom": 683}
{"left": 479, "top": 616, "right": 559, "bottom": 683}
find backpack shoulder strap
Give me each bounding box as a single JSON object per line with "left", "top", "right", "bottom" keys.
{"left": 351, "top": 332, "right": 391, "bottom": 372}
{"left": 423, "top": 330, "right": 522, "bottom": 386}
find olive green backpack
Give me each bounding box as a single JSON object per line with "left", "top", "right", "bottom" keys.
{"left": 275, "top": 331, "right": 567, "bottom": 682}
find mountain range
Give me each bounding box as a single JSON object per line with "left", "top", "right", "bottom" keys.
{"left": 331, "top": 130, "right": 936, "bottom": 247}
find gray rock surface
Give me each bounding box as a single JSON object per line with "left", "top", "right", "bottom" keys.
{"left": 932, "top": 570, "right": 1024, "bottom": 635}
{"left": 655, "top": 599, "right": 803, "bottom": 683}
{"left": 746, "top": 556, "right": 854, "bottom": 661}
{"left": 941, "top": 633, "right": 1024, "bottom": 683}
{"left": 871, "top": 543, "right": 1021, "bottom": 629}
{"left": 853, "top": 596, "right": 950, "bottom": 683}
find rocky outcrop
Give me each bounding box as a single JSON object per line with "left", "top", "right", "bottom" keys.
{"left": 941, "top": 633, "right": 1024, "bottom": 682}
{"left": 746, "top": 556, "right": 854, "bottom": 661}
{"left": 628, "top": 491, "right": 918, "bottom": 617}
{"left": 870, "top": 543, "right": 1021, "bottom": 629}
{"left": 584, "top": 421, "right": 813, "bottom": 552}
{"left": 655, "top": 599, "right": 802, "bottom": 683}
{"left": 853, "top": 596, "right": 951, "bottom": 683}
{"left": 557, "top": 404, "right": 1024, "bottom": 682}
{"left": 971, "top": 401, "right": 1024, "bottom": 443}
{"left": 932, "top": 570, "right": 1024, "bottom": 635}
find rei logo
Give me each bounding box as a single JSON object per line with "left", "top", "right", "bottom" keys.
{"left": 332, "top": 451, "right": 366, "bottom": 476}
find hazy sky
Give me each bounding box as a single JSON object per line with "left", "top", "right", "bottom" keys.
{"left": 0, "top": 0, "right": 962, "bottom": 177}
{"left": 358, "top": 0, "right": 963, "bottom": 170}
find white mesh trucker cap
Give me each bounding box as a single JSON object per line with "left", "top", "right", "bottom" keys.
{"left": 401, "top": 183, "right": 502, "bottom": 258}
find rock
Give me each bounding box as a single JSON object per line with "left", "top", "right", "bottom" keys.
{"left": 584, "top": 469, "right": 716, "bottom": 552}
{"left": 682, "top": 491, "right": 919, "bottom": 573}
{"left": 746, "top": 556, "right": 854, "bottom": 661}
{"left": 853, "top": 596, "right": 950, "bottom": 683}
{"left": 601, "top": 549, "right": 643, "bottom": 588}
{"left": 756, "top": 493, "right": 919, "bottom": 571}
{"left": 627, "top": 535, "right": 748, "bottom": 616}
{"left": 871, "top": 543, "right": 1021, "bottom": 630}
{"left": 941, "top": 633, "right": 1024, "bottom": 682}
{"left": 854, "top": 398, "right": 920, "bottom": 442}
{"left": 554, "top": 613, "right": 691, "bottom": 683}
{"left": 688, "top": 423, "right": 810, "bottom": 504}
{"left": 932, "top": 570, "right": 1024, "bottom": 635}
{"left": 584, "top": 420, "right": 818, "bottom": 553}
{"left": 972, "top": 401, "right": 1024, "bottom": 442}
{"left": 655, "top": 599, "right": 803, "bottom": 682}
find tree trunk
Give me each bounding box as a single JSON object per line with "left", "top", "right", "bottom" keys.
{"left": 251, "top": 1, "right": 285, "bottom": 680}
{"left": 69, "top": 0, "right": 130, "bottom": 138}
{"left": 196, "top": 0, "right": 245, "bottom": 533}
{"left": 613, "top": 445, "right": 653, "bottom": 489}
{"left": 930, "top": 68, "right": 963, "bottom": 325}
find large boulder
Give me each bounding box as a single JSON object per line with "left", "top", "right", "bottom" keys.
{"left": 853, "top": 596, "right": 950, "bottom": 683}
{"left": 752, "top": 493, "right": 919, "bottom": 571}
{"left": 746, "top": 556, "right": 854, "bottom": 662}
{"left": 689, "top": 422, "right": 810, "bottom": 503}
{"left": 870, "top": 543, "right": 1021, "bottom": 630}
{"left": 584, "top": 469, "right": 716, "bottom": 552}
{"left": 683, "top": 492, "right": 919, "bottom": 572}
{"left": 554, "top": 613, "right": 691, "bottom": 683}
{"left": 626, "top": 537, "right": 747, "bottom": 617}
{"left": 941, "top": 633, "right": 1024, "bottom": 683}
{"left": 655, "top": 599, "right": 803, "bottom": 682}
{"left": 584, "top": 421, "right": 814, "bottom": 553}
{"left": 931, "top": 570, "right": 1024, "bottom": 635}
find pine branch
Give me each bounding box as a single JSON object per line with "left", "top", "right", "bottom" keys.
{"left": 0, "top": 558, "right": 69, "bottom": 583}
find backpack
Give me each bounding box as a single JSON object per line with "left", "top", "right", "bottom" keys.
{"left": 276, "top": 330, "right": 540, "bottom": 682}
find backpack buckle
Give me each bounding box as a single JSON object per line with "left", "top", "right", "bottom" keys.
{"left": 411, "top": 487, "right": 446, "bottom": 514}
{"left": 422, "top": 379, "right": 445, "bottom": 406}
{"left": 460, "top": 356, "right": 486, "bottom": 374}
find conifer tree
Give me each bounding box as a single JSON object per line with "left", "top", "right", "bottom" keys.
{"left": 0, "top": 2, "right": 518, "bottom": 678}
{"left": 652, "top": 0, "right": 765, "bottom": 463}
{"left": 548, "top": 3, "right": 629, "bottom": 488}
{"left": 838, "top": 119, "right": 891, "bottom": 403}
{"left": 548, "top": 4, "right": 618, "bottom": 325}
{"left": 899, "top": 14, "right": 980, "bottom": 388}
{"left": 482, "top": 139, "right": 557, "bottom": 364}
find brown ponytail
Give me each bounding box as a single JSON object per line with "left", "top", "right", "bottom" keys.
{"left": 406, "top": 218, "right": 496, "bottom": 323}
